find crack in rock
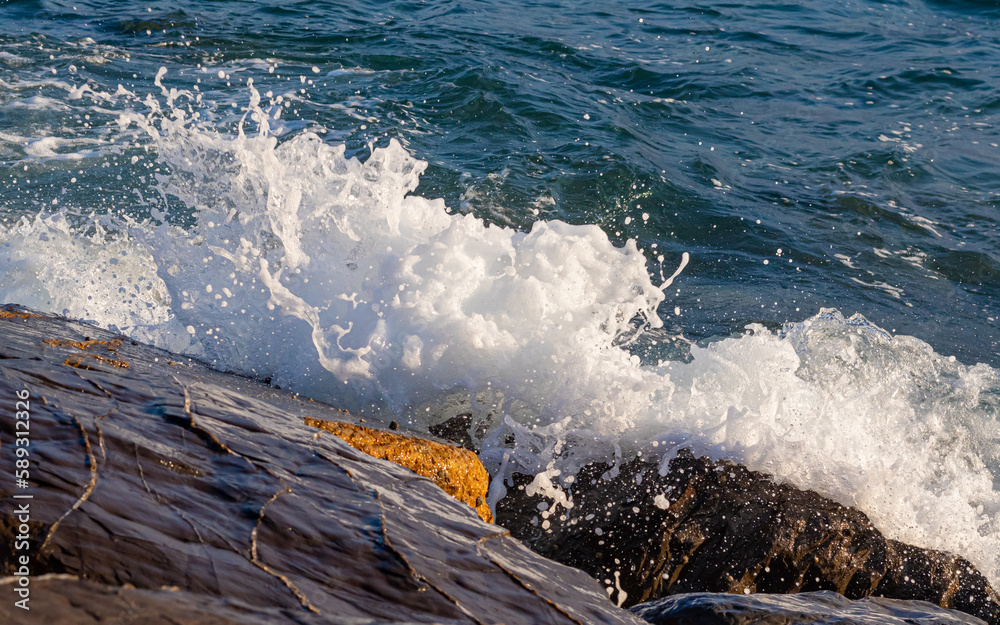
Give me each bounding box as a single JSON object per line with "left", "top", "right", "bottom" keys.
{"left": 132, "top": 444, "right": 228, "bottom": 591}
{"left": 72, "top": 372, "right": 121, "bottom": 462}
{"left": 472, "top": 526, "right": 585, "bottom": 625}
{"left": 487, "top": 555, "right": 588, "bottom": 625}
{"left": 248, "top": 485, "right": 321, "bottom": 614}
{"left": 40, "top": 411, "right": 99, "bottom": 553}
{"left": 0, "top": 573, "right": 81, "bottom": 585}
{"left": 173, "top": 377, "right": 234, "bottom": 455}
{"left": 316, "top": 443, "right": 486, "bottom": 624}
{"left": 370, "top": 489, "right": 488, "bottom": 625}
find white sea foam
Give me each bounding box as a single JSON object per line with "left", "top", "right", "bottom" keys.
{"left": 23, "top": 136, "right": 103, "bottom": 160}
{"left": 0, "top": 51, "right": 30, "bottom": 67}
{"left": 0, "top": 82, "right": 998, "bottom": 585}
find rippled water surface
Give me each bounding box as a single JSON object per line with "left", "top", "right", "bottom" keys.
{"left": 3, "top": 0, "right": 999, "bottom": 362}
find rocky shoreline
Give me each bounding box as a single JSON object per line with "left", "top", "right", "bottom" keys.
{"left": 0, "top": 306, "right": 997, "bottom": 625}
{"left": 497, "top": 454, "right": 1000, "bottom": 622}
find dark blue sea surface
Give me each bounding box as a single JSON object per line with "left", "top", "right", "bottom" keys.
{"left": 2, "top": 0, "right": 998, "bottom": 363}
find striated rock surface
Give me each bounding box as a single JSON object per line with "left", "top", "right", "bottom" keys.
{"left": 304, "top": 417, "right": 493, "bottom": 523}
{"left": 0, "top": 306, "right": 643, "bottom": 625}
{"left": 495, "top": 453, "right": 1000, "bottom": 624}
{"left": 631, "top": 590, "right": 987, "bottom": 625}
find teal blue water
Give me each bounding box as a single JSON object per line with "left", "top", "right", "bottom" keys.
{"left": 1, "top": 0, "right": 998, "bottom": 365}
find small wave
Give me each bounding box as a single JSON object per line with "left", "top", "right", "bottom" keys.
{"left": 0, "top": 79, "right": 997, "bottom": 585}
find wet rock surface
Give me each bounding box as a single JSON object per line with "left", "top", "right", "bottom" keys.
{"left": 631, "top": 590, "right": 987, "bottom": 625}
{"left": 495, "top": 453, "right": 1000, "bottom": 624}
{"left": 0, "top": 306, "right": 643, "bottom": 625}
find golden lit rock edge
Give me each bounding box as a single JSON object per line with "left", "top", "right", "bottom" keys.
{"left": 305, "top": 417, "right": 493, "bottom": 523}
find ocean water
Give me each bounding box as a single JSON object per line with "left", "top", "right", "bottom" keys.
{"left": 1, "top": 0, "right": 999, "bottom": 589}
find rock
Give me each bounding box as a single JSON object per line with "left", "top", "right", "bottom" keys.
{"left": 429, "top": 413, "right": 477, "bottom": 453}
{"left": 495, "top": 453, "right": 1000, "bottom": 624}
{"left": 631, "top": 590, "right": 988, "bottom": 625}
{"left": 0, "top": 306, "right": 644, "bottom": 625}
{"left": 3, "top": 575, "right": 449, "bottom": 625}
{"left": 41, "top": 337, "right": 130, "bottom": 370}
{"left": 304, "top": 417, "right": 493, "bottom": 523}
{"left": 0, "top": 305, "right": 43, "bottom": 320}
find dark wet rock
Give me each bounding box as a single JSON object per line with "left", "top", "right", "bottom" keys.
{"left": 495, "top": 453, "right": 1000, "bottom": 625}
{"left": 429, "top": 413, "right": 477, "bottom": 453}
{"left": 1, "top": 575, "right": 472, "bottom": 625}
{"left": 428, "top": 412, "right": 493, "bottom": 456}
{"left": 631, "top": 590, "right": 987, "bottom": 625}
{"left": 0, "top": 306, "right": 643, "bottom": 625}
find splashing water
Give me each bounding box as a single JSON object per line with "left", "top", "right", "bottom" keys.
{"left": 0, "top": 78, "right": 998, "bottom": 584}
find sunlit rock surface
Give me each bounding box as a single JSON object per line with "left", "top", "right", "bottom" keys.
{"left": 0, "top": 306, "right": 641, "bottom": 625}
{"left": 304, "top": 417, "right": 493, "bottom": 523}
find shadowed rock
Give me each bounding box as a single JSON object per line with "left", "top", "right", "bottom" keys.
{"left": 631, "top": 590, "right": 987, "bottom": 625}
{"left": 495, "top": 453, "right": 1000, "bottom": 624}
{"left": 304, "top": 417, "right": 493, "bottom": 523}
{"left": 0, "top": 306, "right": 642, "bottom": 625}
